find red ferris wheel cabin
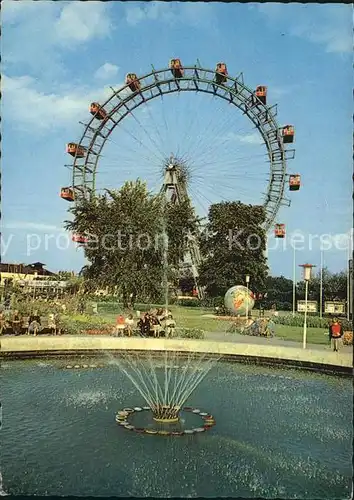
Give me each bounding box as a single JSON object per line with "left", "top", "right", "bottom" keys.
{"left": 281, "top": 125, "right": 295, "bottom": 144}
{"left": 125, "top": 74, "right": 141, "bottom": 92}
{"left": 60, "top": 187, "right": 75, "bottom": 202}
{"left": 90, "top": 102, "right": 107, "bottom": 120}
{"left": 255, "top": 86, "right": 267, "bottom": 105}
{"left": 169, "top": 59, "right": 184, "bottom": 78}
{"left": 289, "top": 174, "right": 301, "bottom": 191}
{"left": 274, "top": 224, "right": 286, "bottom": 238}
{"left": 215, "top": 62, "right": 228, "bottom": 84}
{"left": 66, "top": 143, "right": 86, "bottom": 158}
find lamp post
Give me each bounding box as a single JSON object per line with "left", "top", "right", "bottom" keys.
{"left": 292, "top": 244, "right": 296, "bottom": 317}
{"left": 299, "top": 264, "right": 316, "bottom": 349}
{"left": 319, "top": 249, "right": 323, "bottom": 319}
{"left": 347, "top": 231, "right": 352, "bottom": 321}
{"left": 245, "top": 274, "right": 250, "bottom": 322}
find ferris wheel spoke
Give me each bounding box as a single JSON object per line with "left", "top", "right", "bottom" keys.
{"left": 178, "top": 94, "right": 210, "bottom": 158}
{"left": 190, "top": 152, "right": 268, "bottom": 171}
{"left": 141, "top": 100, "right": 168, "bottom": 158}
{"left": 192, "top": 128, "right": 262, "bottom": 167}
{"left": 188, "top": 186, "right": 213, "bottom": 215}
{"left": 194, "top": 177, "right": 263, "bottom": 204}
{"left": 112, "top": 119, "right": 165, "bottom": 165}
{"left": 185, "top": 100, "right": 254, "bottom": 162}
{"left": 182, "top": 96, "right": 227, "bottom": 161}
{"left": 126, "top": 108, "right": 167, "bottom": 161}
{"left": 180, "top": 94, "right": 221, "bottom": 159}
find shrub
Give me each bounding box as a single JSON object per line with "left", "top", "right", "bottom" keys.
{"left": 343, "top": 331, "right": 353, "bottom": 345}
{"left": 177, "top": 299, "right": 201, "bottom": 308}
{"left": 272, "top": 313, "right": 352, "bottom": 331}
{"left": 60, "top": 315, "right": 113, "bottom": 335}
{"left": 177, "top": 328, "right": 205, "bottom": 339}
{"left": 227, "top": 317, "right": 246, "bottom": 334}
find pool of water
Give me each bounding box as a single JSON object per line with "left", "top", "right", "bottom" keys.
{"left": 1, "top": 357, "right": 352, "bottom": 497}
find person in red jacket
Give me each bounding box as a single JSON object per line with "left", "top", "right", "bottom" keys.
{"left": 329, "top": 318, "right": 344, "bottom": 352}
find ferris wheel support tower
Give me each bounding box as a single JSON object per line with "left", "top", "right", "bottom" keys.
{"left": 162, "top": 156, "right": 205, "bottom": 300}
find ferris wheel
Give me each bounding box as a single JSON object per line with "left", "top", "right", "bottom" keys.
{"left": 61, "top": 59, "right": 301, "bottom": 298}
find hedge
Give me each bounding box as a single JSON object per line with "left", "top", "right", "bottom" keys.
{"left": 272, "top": 313, "right": 352, "bottom": 331}
{"left": 177, "top": 328, "right": 205, "bottom": 339}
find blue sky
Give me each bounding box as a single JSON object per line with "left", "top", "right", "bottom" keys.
{"left": 2, "top": 1, "right": 352, "bottom": 281}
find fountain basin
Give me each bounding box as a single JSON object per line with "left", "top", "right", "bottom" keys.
{"left": 1, "top": 357, "right": 352, "bottom": 498}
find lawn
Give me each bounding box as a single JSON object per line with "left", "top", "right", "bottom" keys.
{"left": 97, "top": 303, "right": 329, "bottom": 345}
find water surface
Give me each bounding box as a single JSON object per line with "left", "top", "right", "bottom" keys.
{"left": 1, "top": 357, "right": 352, "bottom": 497}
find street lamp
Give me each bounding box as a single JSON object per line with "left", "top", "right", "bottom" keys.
{"left": 299, "top": 264, "right": 316, "bottom": 349}
{"left": 245, "top": 274, "right": 250, "bottom": 321}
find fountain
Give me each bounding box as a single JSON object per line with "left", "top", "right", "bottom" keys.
{"left": 111, "top": 350, "right": 219, "bottom": 434}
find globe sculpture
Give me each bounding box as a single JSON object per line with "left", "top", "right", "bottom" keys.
{"left": 224, "top": 285, "right": 255, "bottom": 316}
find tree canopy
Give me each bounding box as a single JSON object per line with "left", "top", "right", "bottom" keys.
{"left": 65, "top": 180, "right": 198, "bottom": 306}
{"left": 198, "top": 201, "right": 268, "bottom": 297}
{"left": 296, "top": 267, "right": 347, "bottom": 302}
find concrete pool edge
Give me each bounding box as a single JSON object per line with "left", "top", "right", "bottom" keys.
{"left": 1, "top": 336, "right": 352, "bottom": 375}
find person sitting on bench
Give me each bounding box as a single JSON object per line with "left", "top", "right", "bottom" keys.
{"left": 48, "top": 312, "right": 57, "bottom": 335}
{"left": 165, "top": 314, "right": 176, "bottom": 338}
{"left": 28, "top": 311, "right": 41, "bottom": 336}
{"left": 115, "top": 315, "right": 126, "bottom": 337}
{"left": 11, "top": 310, "right": 23, "bottom": 336}
{"left": 125, "top": 314, "right": 135, "bottom": 337}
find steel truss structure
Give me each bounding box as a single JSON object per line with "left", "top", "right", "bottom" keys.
{"left": 66, "top": 62, "right": 296, "bottom": 298}
{"left": 162, "top": 156, "right": 204, "bottom": 298}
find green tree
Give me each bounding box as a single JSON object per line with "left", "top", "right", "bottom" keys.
{"left": 264, "top": 275, "right": 294, "bottom": 310}
{"left": 198, "top": 201, "right": 268, "bottom": 297}
{"left": 297, "top": 267, "right": 347, "bottom": 302}
{"left": 65, "top": 180, "right": 197, "bottom": 307}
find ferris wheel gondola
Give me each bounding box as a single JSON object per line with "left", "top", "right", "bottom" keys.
{"left": 62, "top": 58, "right": 300, "bottom": 296}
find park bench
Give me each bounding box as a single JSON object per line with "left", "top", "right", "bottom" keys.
{"left": 0, "top": 316, "right": 59, "bottom": 335}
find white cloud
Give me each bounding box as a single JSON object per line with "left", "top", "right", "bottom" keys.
{"left": 55, "top": 2, "right": 112, "bottom": 45}
{"left": 236, "top": 133, "right": 263, "bottom": 145}
{"left": 1, "top": 0, "right": 53, "bottom": 24}
{"left": 94, "top": 63, "right": 119, "bottom": 81}
{"left": 2, "top": 2, "right": 112, "bottom": 77}
{"left": 3, "top": 222, "right": 65, "bottom": 233}
{"left": 255, "top": 4, "right": 352, "bottom": 54}
{"left": 125, "top": 1, "right": 213, "bottom": 28}
{"left": 2, "top": 74, "right": 125, "bottom": 132}
{"left": 225, "top": 132, "right": 263, "bottom": 145}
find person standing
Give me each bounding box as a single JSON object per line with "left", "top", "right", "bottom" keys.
{"left": 329, "top": 318, "right": 344, "bottom": 352}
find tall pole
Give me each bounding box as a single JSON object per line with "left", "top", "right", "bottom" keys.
{"left": 292, "top": 245, "right": 296, "bottom": 317}
{"left": 245, "top": 274, "right": 250, "bottom": 322}
{"left": 246, "top": 283, "right": 249, "bottom": 321}
{"left": 347, "top": 234, "right": 351, "bottom": 321}
{"left": 299, "top": 263, "right": 315, "bottom": 350}
{"left": 303, "top": 279, "right": 308, "bottom": 349}
{"left": 319, "top": 250, "right": 323, "bottom": 319}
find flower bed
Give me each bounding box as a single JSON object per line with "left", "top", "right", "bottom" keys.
{"left": 85, "top": 328, "right": 113, "bottom": 335}
{"left": 343, "top": 331, "right": 353, "bottom": 345}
